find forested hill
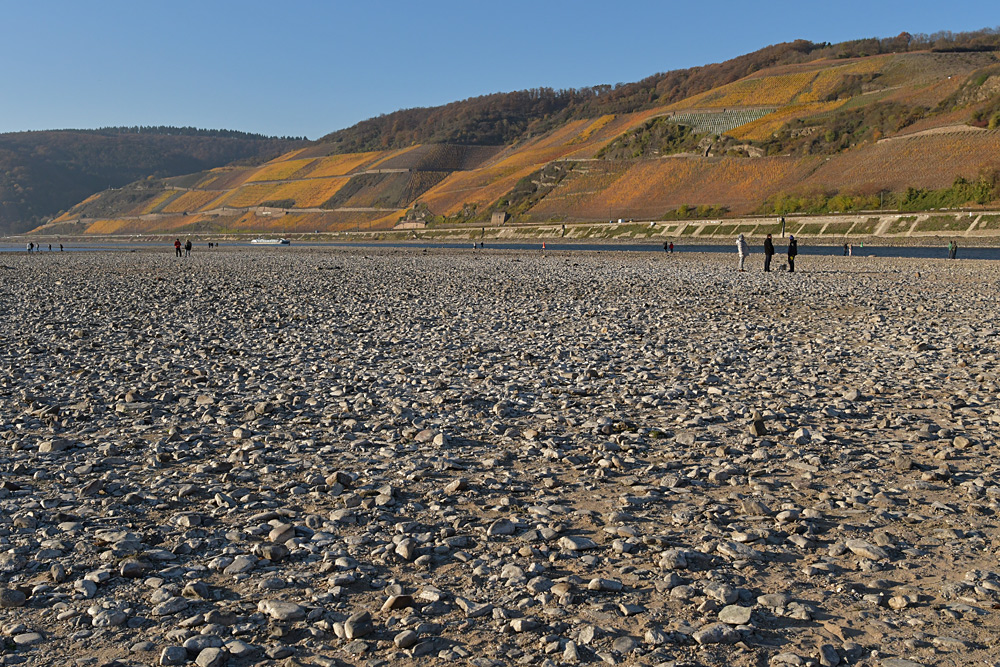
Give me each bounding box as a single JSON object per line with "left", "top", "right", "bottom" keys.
{"left": 320, "top": 29, "right": 1000, "bottom": 153}
{"left": 0, "top": 128, "right": 305, "bottom": 234}
{"left": 70, "top": 126, "right": 307, "bottom": 140}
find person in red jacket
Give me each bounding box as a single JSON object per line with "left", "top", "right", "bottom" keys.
{"left": 174, "top": 239, "right": 182, "bottom": 258}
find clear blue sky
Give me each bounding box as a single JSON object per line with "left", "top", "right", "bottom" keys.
{"left": 0, "top": 0, "right": 993, "bottom": 140}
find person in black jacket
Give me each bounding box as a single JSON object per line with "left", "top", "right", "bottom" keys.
{"left": 764, "top": 234, "right": 775, "bottom": 272}
{"left": 788, "top": 235, "right": 798, "bottom": 272}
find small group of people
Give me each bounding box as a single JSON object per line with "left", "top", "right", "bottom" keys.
{"left": 948, "top": 240, "right": 959, "bottom": 259}
{"left": 25, "top": 242, "right": 63, "bottom": 253}
{"left": 740, "top": 233, "right": 797, "bottom": 272}
{"left": 662, "top": 241, "right": 674, "bottom": 253}
{"left": 174, "top": 238, "right": 193, "bottom": 257}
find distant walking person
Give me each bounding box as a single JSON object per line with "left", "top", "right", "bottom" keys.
{"left": 669, "top": 242, "right": 674, "bottom": 254}
{"left": 736, "top": 233, "right": 750, "bottom": 272}
{"left": 26, "top": 243, "right": 32, "bottom": 253}
{"left": 663, "top": 241, "right": 669, "bottom": 253}
{"left": 843, "top": 243, "right": 849, "bottom": 256}
{"left": 788, "top": 235, "right": 798, "bottom": 272}
{"left": 174, "top": 239, "right": 182, "bottom": 258}
{"left": 764, "top": 234, "right": 775, "bottom": 272}
{"left": 184, "top": 239, "right": 192, "bottom": 257}
{"left": 59, "top": 244, "right": 64, "bottom": 252}
{"left": 948, "top": 240, "right": 958, "bottom": 259}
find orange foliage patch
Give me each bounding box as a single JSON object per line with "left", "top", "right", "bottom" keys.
{"left": 85, "top": 214, "right": 213, "bottom": 234}
{"left": 416, "top": 111, "right": 669, "bottom": 216}
{"left": 727, "top": 102, "right": 845, "bottom": 141}
{"left": 419, "top": 165, "right": 532, "bottom": 216}
{"left": 492, "top": 121, "right": 590, "bottom": 169}
{"left": 213, "top": 183, "right": 288, "bottom": 208}
{"left": 133, "top": 190, "right": 178, "bottom": 215}
{"left": 246, "top": 159, "right": 317, "bottom": 183}
{"left": 191, "top": 177, "right": 352, "bottom": 210}
{"left": 561, "top": 108, "right": 671, "bottom": 158}
{"left": 669, "top": 56, "right": 893, "bottom": 110}
{"left": 369, "top": 209, "right": 407, "bottom": 229}
{"left": 883, "top": 75, "right": 965, "bottom": 107}
{"left": 795, "top": 57, "right": 890, "bottom": 103}
{"left": 268, "top": 177, "right": 351, "bottom": 208}
{"left": 304, "top": 152, "right": 383, "bottom": 178}
{"left": 161, "top": 189, "right": 225, "bottom": 213}
{"left": 83, "top": 219, "right": 128, "bottom": 234}
{"left": 197, "top": 169, "right": 254, "bottom": 191}
{"left": 528, "top": 129, "right": 1000, "bottom": 221}
{"left": 532, "top": 156, "right": 820, "bottom": 219}
{"left": 570, "top": 115, "right": 617, "bottom": 144}
{"left": 269, "top": 148, "right": 310, "bottom": 162}
{"left": 676, "top": 71, "right": 820, "bottom": 108}
{"left": 801, "top": 130, "right": 1000, "bottom": 193}
{"left": 57, "top": 193, "right": 102, "bottom": 221}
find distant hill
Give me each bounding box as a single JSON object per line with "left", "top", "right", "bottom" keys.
{"left": 320, "top": 29, "right": 1000, "bottom": 152}
{"left": 0, "top": 127, "right": 306, "bottom": 234}
{"left": 42, "top": 28, "right": 1000, "bottom": 236}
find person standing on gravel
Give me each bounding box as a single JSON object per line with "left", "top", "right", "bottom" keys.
{"left": 736, "top": 233, "right": 750, "bottom": 272}
{"left": 788, "top": 235, "right": 798, "bottom": 273}
{"left": 764, "top": 234, "right": 775, "bottom": 272}
{"left": 949, "top": 240, "right": 958, "bottom": 259}
{"left": 174, "top": 239, "right": 182, "bottom": 258}
{"left": 184, "top": 239, "right": 192, "bottom": 257}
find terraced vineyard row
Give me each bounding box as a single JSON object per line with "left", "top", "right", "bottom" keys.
{"left": 160, "top": 190, "right": 224, "bottom": 214}
{"left": 666, "top": 108, "right": 776, "bottom": 135}
{"left": 530, "top": 157, "right": 819, "bottom": 219}
{"left": 727, "top": 102, "right": 844, "bottom": 141}
{"left": 670, "top": 55, "right": 892, "bottom": 110}
{"left": 246, "top": 158, "right": 317, "bottom": 183}
{"left": 801, "top": 130, "right": 1000, "bottom": 193}
{"left": 415, "top": 110, "right": 666, "bottom": 217}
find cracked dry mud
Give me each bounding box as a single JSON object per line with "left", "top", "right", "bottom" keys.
{"left": 1, "top": 247, "right": 999, "bottom": 667}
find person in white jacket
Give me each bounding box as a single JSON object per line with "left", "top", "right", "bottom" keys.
{"left": 736, "top": 233, "right": 750, "bottom": 272}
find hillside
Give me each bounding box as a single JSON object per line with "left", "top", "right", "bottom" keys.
{"left": 319, "top": 29, "right": 1000, "bottom": 151}
{"left": 42, "top": 29, "right": 1000, "bottom": 237}
{"left": 0, "top": 128, "right": 305, "bottom": 234}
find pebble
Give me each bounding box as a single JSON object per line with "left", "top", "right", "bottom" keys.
{"left": 719, "top": 604, "right": 752, "bottom": 625}
{"left": 0, "top": 588, "right": 26, "bottom": 608}
{"left": 195, "top": 647, "right": 228, "bottom": 667}
{"left": 693, "top": 622, "right": 740, "bottom": 645}
{"left": 258, "top": 599, "right": 305, "bottom": 621}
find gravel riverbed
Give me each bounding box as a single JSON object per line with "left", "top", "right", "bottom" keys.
{"left": 1, "top": 247, "right": 999, "bottom": 667}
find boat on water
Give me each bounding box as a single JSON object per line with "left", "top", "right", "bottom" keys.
{"left": 250, "top": 238, "right": 290, "bottom": 245}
